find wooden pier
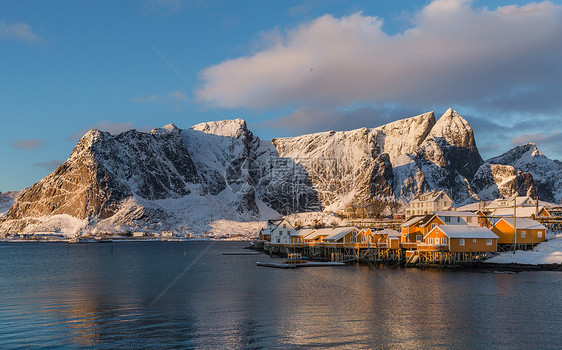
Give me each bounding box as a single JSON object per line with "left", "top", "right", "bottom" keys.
{"left": 255, "top": 241, "right": 495, "bottom": 267}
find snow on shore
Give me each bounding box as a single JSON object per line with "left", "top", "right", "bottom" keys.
{"left": 486, "top": 232, "right": 562, "bottom": 265}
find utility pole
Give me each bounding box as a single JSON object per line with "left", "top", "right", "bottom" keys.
{"left": 513, "top": 196, "right": 517, "bottom": 254}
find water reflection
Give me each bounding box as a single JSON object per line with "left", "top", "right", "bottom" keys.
{"left": 0, "top": 242, "right": 561, "bottom": 349}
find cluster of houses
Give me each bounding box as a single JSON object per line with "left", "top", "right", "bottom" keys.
{"left": 257, "top": 191, "right": 552, "bottom": 255}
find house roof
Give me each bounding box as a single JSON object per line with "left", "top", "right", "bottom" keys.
{"left": 321, "top": 227, "right": 359, "bottom": 242}
{"left": 487, "top": 196, "right": 539, "bottom": 209}
{"left": 269, "top": 218, "right": 295, "bottom": 232}
{"left": 410, "top": 190, "right": 451, "bottom": 204}
{"left": 290, "top": 228, "right": 316, "bottom": 237}
{"left": 302, "top": 228, "right": 335, "bottom": 241}
{"left": 376, "top": 228, "right": 401, "bottom": 237}
{"left": 433, "top": 211, "right": 479, "bottom": 217}
{"left": 426, "top": 225, "right": 498, "bottom": 239}
{"left": 456, "top": 202, "right": 485, "bottom": 212}
{"left": 491, "top": 207, "right": 547, "bottom": 218}
{"left": 401, "top": 216, "right": 424, "bottom": 227}
{"left": 420, "top": 211, "right": 480, "bottom": 227}
{"left": 496, "top": 218, "right": 547, "bottom": 230}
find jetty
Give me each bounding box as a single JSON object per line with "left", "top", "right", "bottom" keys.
{"left": 222, "top": 251, "right": 260, "bottom": 255}
{"left": 256, "top": 261, "right": 346, "bottom": 269}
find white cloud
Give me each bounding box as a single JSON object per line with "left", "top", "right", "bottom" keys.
{"left": 130, "top": 90, "right": 189, "bottom": 104}
{"left": 0, "top": 20, "right": 42, "bottom": 43}
{"left": 197, "top": 1, "right": 562, "bottom": 112}
{"left": 11, "top": 139, "right": 45, "bottom": 150}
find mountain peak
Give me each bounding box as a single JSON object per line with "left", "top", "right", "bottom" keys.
{"left": 190, "top": 118, "right": 249, "bottom": 138}
{"left": 488, "top": 143, "right": 545, "bottom": 165}
{"left": 429, "top": 109, "right": 476, "bottom": 151}
{"left": 151, "top": 123, "right": 180, "bottom": 136}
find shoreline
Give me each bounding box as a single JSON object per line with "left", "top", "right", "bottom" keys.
{"left": 2, "top": 239, "right": 560, "bottom": 272}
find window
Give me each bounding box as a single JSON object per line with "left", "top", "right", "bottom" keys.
{"left": 283, "top": 224, "right": 286, "bottom": 228}
{"left": 428, "top": 237, "right": 434, "bottom": 244}
{"left": 473, "top": 238, "right": 477, "bottom": 243}
{"left": 361, "top": 236, "right": 365, "bottom": 243}
{"left": 538, "top": 231, "right": 543, "bottom": 238}
{"left": 279, "top": 231, "right": 283, "bottom": 235}
{"left": 459, "top": 238, "right": 465, "bottom": 246}
{"left": 521, "top": 231, "right": 526, "bottom": 238}
{"left": 276, "top": 238, "right": 280, "bottom": 243}
{"left": 416, "top": 235, "right": 422, "bottom": 242}
{"left": 486, "top": 239, "right": 492, "bottom": 246}
{"left": 435, "top": 237, "right": 440, "bottom": 245}
{"left": 442, "top": 237, "right": 447, "bottom": 245}
{"left": 431, "top": 223, "right": 438, "bottom": 229}
{"left": 444, "top": 217, "right": 451, "bottom": 223}
{"left": 457, "top": 217, "right": 460, "bottom": 223}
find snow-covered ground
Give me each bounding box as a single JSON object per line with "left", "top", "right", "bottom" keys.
{"left": 486, "top": 231, "right": 562, "bottom": 265}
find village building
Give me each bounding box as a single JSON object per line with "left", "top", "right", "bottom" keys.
{"left": 362, "top": 228, "right": 401, "bottom": 247}
{"left": 401, "top": 211, "right": 485, "bottom": 243}
{"left": 421, "top": 225, "right": 498, "bottom": 252}
{"left": 401, "top": 214, "right": 433, "bottom": 243}
{"left": 268, "top": 218, "right": 295, "bottom": 245}
{"left": 486, "top": 195, "right": 536, "bottom": 210}
{"left": 489, "top": 206, "right": 551, "bottom": 220}
{"left": 405, "top": 190, "right": 453, "bottom": 217}
{"left": 316, "top": 227, "right": 360, "bottom": 246}
{"left": 491, "top": 218, "right": 547, "bottom": 246}
{"left": 289, "top": 228, "right": 316, "bottom": 244}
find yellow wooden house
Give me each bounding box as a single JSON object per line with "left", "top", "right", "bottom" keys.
{"left": 491, "top": 218, "right": 547, "bottom": 245}
{"left": 421, "top": 225, "right": 498, "bottom": 252}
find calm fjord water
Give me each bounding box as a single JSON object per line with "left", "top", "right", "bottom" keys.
{"left": 0, "top": 241, "right": 560, "bottom": 349}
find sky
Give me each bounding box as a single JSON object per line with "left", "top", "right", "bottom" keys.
{"left": 1, "top": 0, "right": 561, "bottom": 192}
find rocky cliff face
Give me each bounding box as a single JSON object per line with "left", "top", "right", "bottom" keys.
{"left": 472, "top": 143, "right": 562, "bottom": 202}
{"left": 1, "top": 126, "right": 200, "bottom": 233}
{"left": 1, "top": 109, "right": 559, "bottom": 235}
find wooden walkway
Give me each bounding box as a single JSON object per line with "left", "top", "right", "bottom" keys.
{"left": 255, "top": 241, "right": 495, "bottom": 266}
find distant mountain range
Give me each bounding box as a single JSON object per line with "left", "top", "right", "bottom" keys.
{"left": 1, "top": 109, "right": 560, "bottom": 236}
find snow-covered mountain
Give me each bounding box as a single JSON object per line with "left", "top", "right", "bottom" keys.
{"left": 472, "top": 143, "right": 562, "bottom": 202}
{"left": 1, "top": 109, "right": 559, "bottom": 236}
{"left": 0, "top": 191, "right": 21, "bottom": 218}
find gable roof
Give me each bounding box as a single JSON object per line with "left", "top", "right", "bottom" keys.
{"left": 269, "top": 218, "right": 295, "bottom": 232}
{"left": 376, "top": 228, "right": 401, "bottom": 237}
{"left": 322, "top": 227, "right": 359, "bottom": 242}
{"left": 491, "top": 207, "right": 547, "bottom": 218}
{"left": 487, "top": 196, "right": 536, "bottom": 209}
{"left": 401, "top": 215, "right": 425, "bottom": 227}
{"left": 495, "top": 218, "right": 547, "bottom": 230}
{"left": 290, "top": 228, "right": 316, "bottom": 237}
{"left": 402, "top": 214, "right": 434, "bottom": 228}
{"left": 433, "top": 211, "right": 479, "bottom": 217}
{"left": 410, "top": 190, "right": 451, "bottom": 204}
{"left": 427, "top": 225, "right": 498, "bottom": 239}
{"left": 420, "top": 211, "right": 480, "bottom": 227}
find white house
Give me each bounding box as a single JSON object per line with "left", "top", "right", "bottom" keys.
{"left": 269, "top": 218, "right": 295, "bottom": 245}
{"left": 406, "top": 191, "right": 453, "bottom": 217}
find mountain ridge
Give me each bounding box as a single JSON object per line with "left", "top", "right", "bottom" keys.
{"left": 1, "top": 109, "right": 559, "bottom": 236}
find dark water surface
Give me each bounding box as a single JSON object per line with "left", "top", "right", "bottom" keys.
{"left": 0, "top": 241, "right": 560, "bottom": 349}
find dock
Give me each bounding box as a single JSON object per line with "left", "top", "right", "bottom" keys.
{"left": 256, "top": 261, "right": 346, "bottom": 269}
{"left": 222, "top": 251, "right": 260, "bottom": 255}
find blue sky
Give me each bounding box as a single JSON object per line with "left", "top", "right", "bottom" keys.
{"left": 1, "top": 0, "right": 561, "bottom": 192}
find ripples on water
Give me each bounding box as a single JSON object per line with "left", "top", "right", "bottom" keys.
{"left": 0, "top": 241, "right": 560, "bottom": 349}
